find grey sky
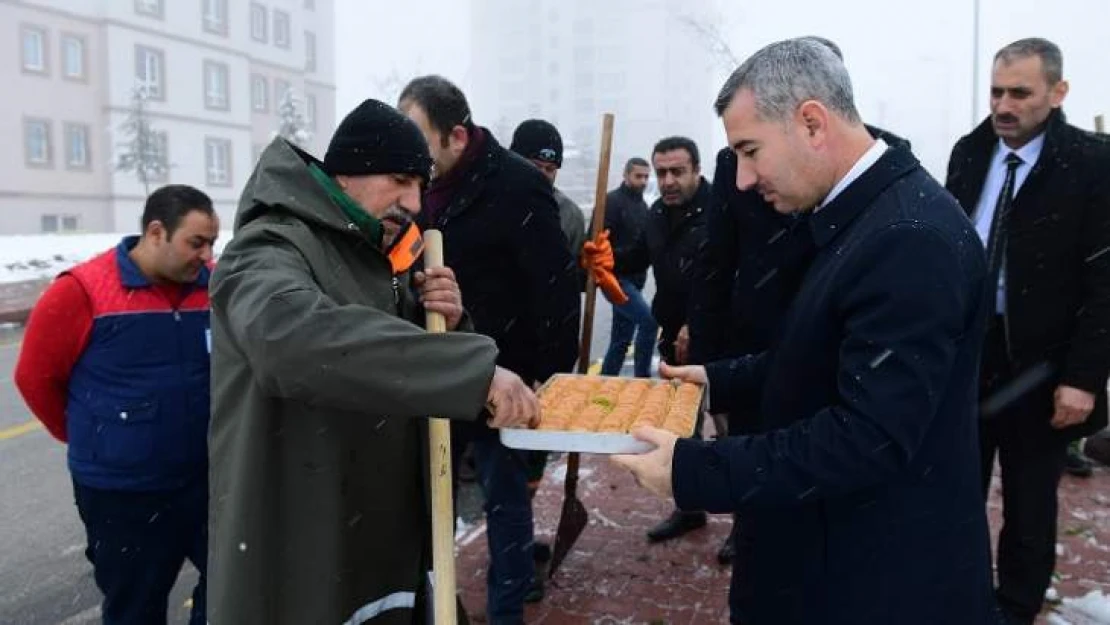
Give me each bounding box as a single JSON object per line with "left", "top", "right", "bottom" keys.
{"left": 336, "top": 0, "right": 1108, "bottom": 179}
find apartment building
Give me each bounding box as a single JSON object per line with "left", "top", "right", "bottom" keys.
{"left": 469, "top": 0, "right": 717, "bottom": 206}
{"left": 0, "top": 0, "right": 335, "bottom": 234}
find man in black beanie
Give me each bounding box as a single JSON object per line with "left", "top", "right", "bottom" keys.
{"left": 510, "top": 119, "right": 588, "bottom": 256}
{"left": 207, "top": 98, "right": 539, "bottom": 625}
{"left": 400, "top": 77, "right": 581, "bottom": 624}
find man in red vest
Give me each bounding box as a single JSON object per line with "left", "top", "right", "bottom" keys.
{"left": 15, "top": 184, "right": 219, "bottom": 625}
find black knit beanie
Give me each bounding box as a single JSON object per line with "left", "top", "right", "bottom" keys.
{"left": 324, "top": 99, "right": 433, "bottom": 181}
{"left": 510, "top": 119, "right": 563, "bottom": 168}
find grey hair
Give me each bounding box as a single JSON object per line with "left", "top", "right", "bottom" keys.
{"left": 801, "top": 36, "right": 843, "bottom": 61}
{"left": 714, "top": 37, "right": 861, "bottom": 124}
{"left": 994, "top": 38, "right": 1063, "bottom": 85}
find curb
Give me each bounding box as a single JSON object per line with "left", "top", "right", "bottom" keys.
{"left": 0, "top": 279, "right": 51, "bottom": 325}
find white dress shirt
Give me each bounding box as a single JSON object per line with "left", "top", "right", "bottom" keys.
{"left": 817, "top": 138, "right": 890, "bottom": 211}
{"left": 972, "top": 133, "right": 1045, "bottom": 313}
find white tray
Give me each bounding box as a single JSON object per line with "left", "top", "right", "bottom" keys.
{"left": 499, "top": 374, "right": 705, "bottom": 455}
{"left": 500, "top": 427, "right": 660, "bottom": 455}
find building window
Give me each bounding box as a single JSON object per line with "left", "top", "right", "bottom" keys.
{"left": 304, "top": 31, "right": 316, "bottom": 72}
{"left": 304, "top": 0, "right": 315, "bottom": 9}
{"left": 203, "top": 0, "right": 228, "bottom": 36}
{"left": 64, "top": 123, "right": 90, "bottom": 169}
{"left": 251, "top": 74, "right": 269, "bottom": 112}
{"left": 273, "top": 10, "right": 290, "bottom": 48}
{"left": 40, "top": 215, "right": 80, "bottom": 233}
{"left": 60, "top": 34, "right": 85, "bottom": 80}
{"left": 204, "top": 61, "right": 229, "bottom": 110}
{"left": 305, "top": 93, "right": 316, "bottom": 130}
{"left": 205, "top": 138, "right": 232, "bottom": 187}
{"left": 134, "top": 0, "right": 164, "bottom": 19}
{"left": 135, "top": 45, "right": 165, "bottom": 100}
{"left": 22, "top": 25, "right": 48, "bottom": 74}
{"left": 250, "top": 3, "right": 267, "bottom": 42}
{"left": 24, "top": 119, "right": 52, "bottom": 167}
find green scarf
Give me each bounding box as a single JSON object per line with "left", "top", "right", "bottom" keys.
{"left": 308, "top": 163, "right": 384, "bottom": 247}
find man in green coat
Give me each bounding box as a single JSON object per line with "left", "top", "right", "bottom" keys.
{"left": 207, "top": 99, "right": 538, "bottom": 625}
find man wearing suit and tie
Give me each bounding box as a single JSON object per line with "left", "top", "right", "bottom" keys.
{"left": 945, "top": 37, "right": 1110, "bottom": 625}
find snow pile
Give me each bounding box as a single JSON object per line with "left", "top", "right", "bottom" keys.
{"left": 1062, "top": 590, "right": 1110, "bottom": 623}
{"left": 0, "top": 231, "right": 233, "bottom": 284}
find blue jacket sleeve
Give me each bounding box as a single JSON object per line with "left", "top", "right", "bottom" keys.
{"left": 674, "top": 223, "right": 977, "bottom": 513}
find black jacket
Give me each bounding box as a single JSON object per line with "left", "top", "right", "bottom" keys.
{"left": 675, "top": 146, "right": 996, "bottom": 624}
{"left": 690, "top": 127, "right": 912, "bottom": 366}
{"left": 603, "top": 183, "right": 650, "bottom": 287}
{"left": 624, "top": 179, "right": 711, "bottom": 339}
{"left": 417, "top": 130, "right": 580, "bottom": 385}
{"left": 946, "top": 109, "right": 1110, "bottom": 439}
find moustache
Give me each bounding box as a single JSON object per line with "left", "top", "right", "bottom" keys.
{"left": 381, "top": 206, "right": 412, "bottom": 228}
{"left": 993, "top": 114, "right": 1019, "bottom": 124}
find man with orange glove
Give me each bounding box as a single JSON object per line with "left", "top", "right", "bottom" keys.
{"left": 598, "top": 158, "right": 659, "bottom": 378}
{"left": 510, "top": 119, "right": 624, "bottom": 603}
{"left": 510, "top": 118, "right": 627, "bottom": 304}
{"left": 581, "top": 229, "right": 629, "bottom": 305}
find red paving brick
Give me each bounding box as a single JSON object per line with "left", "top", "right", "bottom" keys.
{"left": 456, "top": 453, "right": 1110, "bottom": 624}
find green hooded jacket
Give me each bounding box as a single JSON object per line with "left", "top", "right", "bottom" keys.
{"left": 207, "top": 138, "right": 497, "bottom": 624}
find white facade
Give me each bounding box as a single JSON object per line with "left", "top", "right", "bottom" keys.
{"left": 470, "top": 0, "right": 718, "bottom": 206}
{"left": 0, "top": 0, "right": 336, "bottom": 234}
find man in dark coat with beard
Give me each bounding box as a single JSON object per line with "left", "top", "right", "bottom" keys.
{"left": 616, "top": 136, "right": 713, "bottom": 543}
{"left": 400, "top": 76, "right": 580, "bottom": 624}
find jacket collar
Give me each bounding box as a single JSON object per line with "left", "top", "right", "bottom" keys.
{"left": 422, "top": 127, "right": 503, "bottom": 226}
{"left": 956, "top": 108, "right": 1067, "bottom": 214}
{"left": 651, "top": 177, "right": 711, "bottom": 221}
{"left": 808, "top": 144, "right": 920, "bottom": 248}
{"left": 966, "top": 107, "right": 1067, "bottom": 155}
{"left": 115, "top": 235, "right": 211, "bottom": 289}
{"left": 619, "top": 182, "right": 646, "bottom": 202}
{"left": 307, "top": 163, "right": 384, "bottom": 248}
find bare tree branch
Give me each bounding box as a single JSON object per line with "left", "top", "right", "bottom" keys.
{"left": 676, "top": 13, "right": 741, "bottom": 71}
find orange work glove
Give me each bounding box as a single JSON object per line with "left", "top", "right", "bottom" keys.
{"left": 592, "top": 265, "right": 629, "bottom": 306}
{"left": 580, "top": 229, "right": 615, "bottom": 272}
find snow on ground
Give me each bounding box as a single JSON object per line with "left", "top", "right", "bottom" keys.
{"left": 0, "top": 231, "right": 234, "bottom": 284}
{"left": 1047, "top": 590, "right": 1110, "bottom": 625}
{"left": 1062, "top": 590, "right": 1110, "bottom": 623}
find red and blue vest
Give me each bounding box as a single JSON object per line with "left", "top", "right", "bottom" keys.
{"left": 64, "top": 237, "right": 211, "bottom": 491}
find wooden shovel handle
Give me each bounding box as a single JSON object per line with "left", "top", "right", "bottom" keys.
{"left": 423, "top": 229, "right": 456, "bottom": 624}
{"left": 577, "top": 113, "right": 616, "bottom": 373}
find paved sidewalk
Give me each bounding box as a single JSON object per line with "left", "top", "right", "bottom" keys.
{"left": 457, "top": 452, "right": 1110, "bottom": 624}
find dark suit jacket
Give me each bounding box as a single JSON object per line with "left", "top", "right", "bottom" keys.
{"left": 690, "top": 127, "right": 911, "bottom": 366}
{"left": 673, "top": 145, "right": 996, "bottom": 624}
{"left": 946, "top": 109, "right": 1110, "bottom": 439}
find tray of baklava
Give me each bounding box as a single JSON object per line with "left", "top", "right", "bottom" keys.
{"left": 499, "top": 374, "right": 705, "bottom": 454}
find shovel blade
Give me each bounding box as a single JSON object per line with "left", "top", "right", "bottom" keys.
{"left": 548, "top": 494, "right": 588, "bottom": 578}
{"left": 548, "top": 452, "right": 589, "bottom": 578}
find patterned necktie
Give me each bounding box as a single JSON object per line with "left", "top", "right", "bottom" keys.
{"left": 985, "top": 152, "right": 1024, "bottom": 306}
